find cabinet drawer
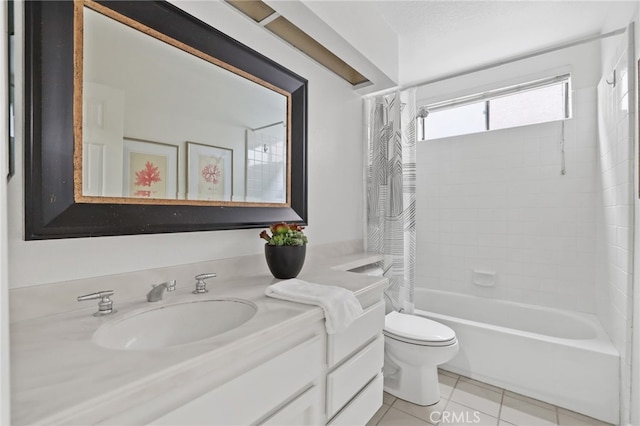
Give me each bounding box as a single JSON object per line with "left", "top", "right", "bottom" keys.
{"left": 326, "top": 335, "right": 384, "bottom": 418}
{"left": 151, "top": 336, "right": 322, "bottom": 425}
{"left": 328, "top": 373, "right": 383, "bottom": 426}
{"left": 261, "top": 386, "right": 321, "bottom": 426}
{"left": 327, "top": 300, "right": 384, "bottom": 367}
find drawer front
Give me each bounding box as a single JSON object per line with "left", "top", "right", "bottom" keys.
{"left": 261, "top": 386, "right": 321, "bottom": 426}
{"left": 151, "top": 336, "right": 323, "bottom": 425}
{"left": 327, "top": 300, "right": 384, "bottom": 367}
{"left": 328, "top": 373, "right": 383, "bottom": 426}
{"left": 326, "top": 335, "right": 384, "bottom": 418}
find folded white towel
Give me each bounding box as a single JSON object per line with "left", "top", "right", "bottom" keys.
{"left": 265, "top": 279, "right": 364, "bottom": 334}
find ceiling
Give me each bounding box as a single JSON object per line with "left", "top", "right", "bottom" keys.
{"left": 365, "top": 0, "right": 638, "bottom": 86}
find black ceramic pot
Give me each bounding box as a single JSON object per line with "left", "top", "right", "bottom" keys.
{"left": 264, "top": 244, "right": 307, "bottom": 279}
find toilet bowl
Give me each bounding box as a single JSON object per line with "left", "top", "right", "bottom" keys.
{"left": 383, "top": 311, "right": 459, "bottom": 406}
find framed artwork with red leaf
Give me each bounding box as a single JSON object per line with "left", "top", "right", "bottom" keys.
{"left": 123, "top": 138, "right": 178, "bottom": 199}
{"left": 186, "top": 142, "right": 233, "bottom": 201}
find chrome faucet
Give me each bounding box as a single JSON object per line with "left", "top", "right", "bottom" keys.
{"left": 147, "top": 280, "right": 176, "bottom": 302}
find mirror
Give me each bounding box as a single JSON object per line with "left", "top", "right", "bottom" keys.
{"left": 24, "top": 0, "right": 308, "bottom": 239}
{"left": 81, "top": 5, "right": 288, "bottom": 204}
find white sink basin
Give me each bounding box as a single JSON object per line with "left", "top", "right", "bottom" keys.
{"left": 93, "top": 299, "right": 258, "bottom": 351}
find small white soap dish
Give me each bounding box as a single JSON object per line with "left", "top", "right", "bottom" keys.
{"left": 473, "top": 270, "right": 496, "bottom": 287}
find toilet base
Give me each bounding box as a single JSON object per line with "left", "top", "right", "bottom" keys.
{"left": 383, "top": 361, "right": 441, "bottom": 406}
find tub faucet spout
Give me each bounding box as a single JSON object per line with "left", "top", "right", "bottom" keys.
{"left": 146, "top": 280, "right": 176, "bottom": 302}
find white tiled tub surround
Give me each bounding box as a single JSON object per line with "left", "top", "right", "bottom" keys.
{"left": 413, "top": 288, "right": 619, "bottom": 424}
{"left": 596, "top": 23, "right": 636, "bottom": 424}
{"left": 368, "top": 370, "right": 612, "bottom": 426}
{"left": 416, "top": 90, "right": 598, "bottom": 313}
{"left": 413, "top": 32, "right": 635, "bottom": 425}
{"left": 414, "top": 38, "right": 607, "bottom": 316}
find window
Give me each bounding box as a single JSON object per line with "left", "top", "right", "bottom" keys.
{"left": 418, "top": 74, "right": 571, "bottom": 141}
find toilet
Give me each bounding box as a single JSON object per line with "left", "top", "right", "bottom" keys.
{"left": 383, "top": 311, "right": 459, "bottom": 406}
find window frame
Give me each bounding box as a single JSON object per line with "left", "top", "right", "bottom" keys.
{"left": 418, "top": 73, "right": 572, "bottom": 141}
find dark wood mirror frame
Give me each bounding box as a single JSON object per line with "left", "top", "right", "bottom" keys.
{"left": 24, "top": 0, "right": 308, "bottom": 240}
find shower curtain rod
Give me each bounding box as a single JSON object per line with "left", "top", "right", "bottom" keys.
{"left": 366, "top": 26, "right": 627, "bottom": 97}
{"left": 416, "top": 27, "right": 627, "bottom": 88}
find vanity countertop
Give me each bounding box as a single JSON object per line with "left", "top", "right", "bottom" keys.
{"left": 10, "top": 251, "right": 385, "bottom": 425}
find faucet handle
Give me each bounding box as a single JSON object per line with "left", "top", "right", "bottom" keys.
{"left": 193, "top": 273, "right": 216, "bottom": 294}
{"left": 167, "top": 279, "right": 176, "bottom": 291}
{"left": 77, "top": 290, "right": 116, "bottom": 316}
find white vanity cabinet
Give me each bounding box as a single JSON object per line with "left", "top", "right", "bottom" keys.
{"left": 325, "top": 300, "right": 386, "bottom": 425}
{"left": 149, "top": 301, "right": 386, "bottom": 426}
{"left": 150, "top": 326, "right": 326, "bottom": 426}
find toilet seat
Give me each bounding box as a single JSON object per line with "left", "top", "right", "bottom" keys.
{"left": 384, "top": 311, "right": 457, "bottom": 347}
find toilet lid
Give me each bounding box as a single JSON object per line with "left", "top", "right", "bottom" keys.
{"left": 384, "top": 311, "right": 456, "bottom": 345}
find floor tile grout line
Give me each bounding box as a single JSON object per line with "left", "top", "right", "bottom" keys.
{"left": 449, "top": 376, "right": 504, "bottom": 419}
{"left": 446, "top": 398, "right": 500, "bottom": 420}
{"left": 375, "top": 403, "right": 391, "bottom": 426}
{"left": 384, "top": 375, "right": 461, "bottom": 426}
{"left": 497, "top": 389, "right": 505, "bottom": 424}
{"left": 449, "top": 374, "right": 461, "bottom": 394}
{"left": 439, "top": 374, "right": 461, "bottom": 425}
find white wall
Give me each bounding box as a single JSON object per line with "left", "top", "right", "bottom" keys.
{"left": 263, "top": 0, "right": 398, "bottom": 95}
{"left": 298, "top": 0, "right": 399, "bottom": 86}
{"left": 633, "top": 21, "right": 640, "bottom": 426}
{"left": 415, "top": 42, "right": 601, "bottom": 312}
{"left": 614, "top": 7, "right": 640, "bottom": 426}
{"left": 604, "top": 4, "right": 640, "bottom": 425}
{"left": 8, "top": 0, "right": 364, "bottom": 288}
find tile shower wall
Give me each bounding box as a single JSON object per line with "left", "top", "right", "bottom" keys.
{"left": 596, "top": 26, "right": 635, "bottom": 423}
{"left": 416, "top": 87, "right": 599, "bottom": 313}
{"left": 246, "top": 127, "right": 286, "bottom": 203}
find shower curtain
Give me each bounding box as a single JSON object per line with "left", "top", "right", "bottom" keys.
{"left": 365, "top": 88, "right": 416, "bottom": 314}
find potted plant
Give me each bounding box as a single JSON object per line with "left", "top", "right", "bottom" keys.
{"left": 260, "top": 223, "right": 308, "bottom": 279}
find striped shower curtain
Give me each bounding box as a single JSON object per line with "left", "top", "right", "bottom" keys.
{"left": 365, "top": 88, "right": 416, "bottom": 314}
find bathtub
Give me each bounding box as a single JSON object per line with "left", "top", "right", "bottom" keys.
{"left": 414, "top": 288, "right": 619, "bottom": 424}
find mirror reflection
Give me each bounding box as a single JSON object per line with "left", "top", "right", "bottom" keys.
{"left": 80, "top": 5, "right": 289, "bottom": 204}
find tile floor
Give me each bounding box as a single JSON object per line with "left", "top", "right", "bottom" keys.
{"left": 367, "top": 370, "right": 611, "bottom": 426}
